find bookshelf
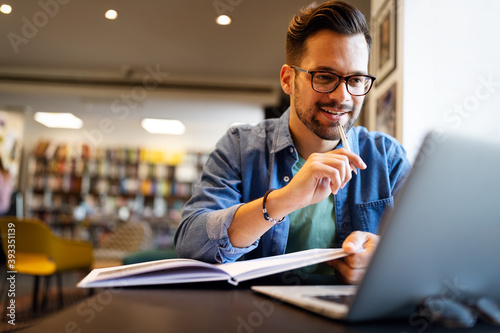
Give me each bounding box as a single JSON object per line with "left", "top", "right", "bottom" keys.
{"left": 26, "top": 140, "right": 207, "bottom": 249}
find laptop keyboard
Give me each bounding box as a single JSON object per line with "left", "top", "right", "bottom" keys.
{"left": 313, "top": 294, "right": 356, "bottom": 305}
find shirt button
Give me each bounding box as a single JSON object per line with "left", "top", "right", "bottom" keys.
{"left": 284, "top": 176, "right": 290, "bottom": 182}
{"left": 289, "top": 147, "right": 294, "bottom": 154}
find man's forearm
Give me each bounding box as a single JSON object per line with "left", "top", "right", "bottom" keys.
{"left": 228, "top": 188, "right": 295, "bottom": 248}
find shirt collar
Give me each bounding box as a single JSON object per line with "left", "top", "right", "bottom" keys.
{"left": 270, "top": 108, "right": 295, "bottom": 154}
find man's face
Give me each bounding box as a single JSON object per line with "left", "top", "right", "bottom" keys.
{"left": 290, "top": 30, "right": 370, "bottom": 141}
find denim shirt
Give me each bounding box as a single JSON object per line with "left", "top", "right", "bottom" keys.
{"left": 175, "top": 109, "right": 411, "bottom": 264}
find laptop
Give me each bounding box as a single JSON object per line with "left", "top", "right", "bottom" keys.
{"left": 252, "top": 131, "right": 500, "bottom": 322}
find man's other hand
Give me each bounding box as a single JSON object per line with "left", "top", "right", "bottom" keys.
{"left": 327, "top": 231, "right": 380, "bottom": 285}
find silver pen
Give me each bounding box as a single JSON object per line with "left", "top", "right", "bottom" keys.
{"left": 337, "top": 124, "right": 357, "bottom": 174}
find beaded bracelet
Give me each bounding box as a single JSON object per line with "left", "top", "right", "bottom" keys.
{"left": 262, "top": 189, "right": 285, "bottom": 225}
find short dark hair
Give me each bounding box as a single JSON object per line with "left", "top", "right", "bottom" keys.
{"left": 286, "top": 1, "right": 372, "bottom": 65}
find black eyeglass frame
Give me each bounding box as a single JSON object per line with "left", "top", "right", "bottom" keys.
{"left": 291, "top": 65, "right": 376, "bottom": 96}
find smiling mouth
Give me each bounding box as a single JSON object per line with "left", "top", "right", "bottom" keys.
{"left": 320, "top": 107, "right": 347, "bottom": 116}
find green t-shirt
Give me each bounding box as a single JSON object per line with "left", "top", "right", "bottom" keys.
{"left": 285, "top": 155, "right": 337, "bottom": 274}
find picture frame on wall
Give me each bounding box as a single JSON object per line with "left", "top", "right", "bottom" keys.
{"left": 375, "top": 82, "right": 397, "bottom": 138}
{"left": 372, "top": 0, "right": 397, "bottom": 85}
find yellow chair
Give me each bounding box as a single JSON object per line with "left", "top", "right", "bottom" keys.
{"left": 0, "top": 217, "right": 93, "bottom": 313}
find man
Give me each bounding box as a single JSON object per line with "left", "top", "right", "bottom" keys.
{"left": 175, "top": 1, "right": 411, "bottom": 284}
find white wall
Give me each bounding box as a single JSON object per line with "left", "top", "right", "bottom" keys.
{"left": 402, "top": 0, "right": 500, "bottom": 162}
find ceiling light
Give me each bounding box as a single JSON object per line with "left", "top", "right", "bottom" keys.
{"left": 0, "top": 4, "right": 12, "bottom": 14}
{"left": 105, "top": 9, "right": 118, "bottom": 20}
{"left": 141, "top": 118, "right": 185, "bottom": 135}
{"left": 216, "top": 15, "right": 231, "bottom": 25}
{"left": 34, "top": 112, "right": 83, "bottom": 129}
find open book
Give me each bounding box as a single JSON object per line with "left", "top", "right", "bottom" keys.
{"left": 77, "top": 248, "right": 347, "bottom": 288}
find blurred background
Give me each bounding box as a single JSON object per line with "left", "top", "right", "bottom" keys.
{"left": 0, "top": 0, "right": 499, "bottom": 263}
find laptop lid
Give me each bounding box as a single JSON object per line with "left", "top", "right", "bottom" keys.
{"left": 347, "top": 131, "right": 500, "bottom": 321}
{"left": 253, "top": 131, "right": 500, "bottom": 322}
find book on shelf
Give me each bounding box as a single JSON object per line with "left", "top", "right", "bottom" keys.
{"left": 77, "top": 248, "right": 347, "bottom": 288}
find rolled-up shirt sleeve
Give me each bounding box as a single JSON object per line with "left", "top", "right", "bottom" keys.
{"left": 174, "top": 129, "right": 259, "bottom": 263}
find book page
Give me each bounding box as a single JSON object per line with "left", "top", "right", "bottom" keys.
{"left": 78, "top": 248, "right": 348, "bottom": 288}
{"left": 78, "top": 258, "right": 229, "bottom": 287}
{"left": 81, "top": 266, "right": 229, "bottom": 288}
{"left": 217, "top": 248, "right": 347, "bottom": 285}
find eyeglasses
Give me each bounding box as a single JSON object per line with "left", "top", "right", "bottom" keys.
{"left": 291, "top": 65, "right": 376, "bottom": 96}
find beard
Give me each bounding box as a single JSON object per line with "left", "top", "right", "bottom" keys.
{"left": 293, "top": 83, "right": 361, "bottom": 141}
